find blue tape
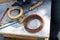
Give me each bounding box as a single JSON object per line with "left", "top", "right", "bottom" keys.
{"left": 16, "top": 0, "right": 31, "bottom": 6}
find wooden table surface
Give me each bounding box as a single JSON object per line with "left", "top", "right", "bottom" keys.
{"left": 0, "top": 1, "right": 51, "bottom": 39}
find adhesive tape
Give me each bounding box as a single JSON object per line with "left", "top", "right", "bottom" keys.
{"left": 7, "top": 6, "right": 23, "bottom": 19}
{"left": 24, "top": 14, "right": 44, "bottom": 33}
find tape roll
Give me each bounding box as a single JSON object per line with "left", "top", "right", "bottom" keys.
{"left": 7, "top": 6, "right": 23, "bottom": 19}
{"left": 24, "top": 14, "right": 44, "bottom": 33}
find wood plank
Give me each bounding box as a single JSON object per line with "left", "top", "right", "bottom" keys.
{"left": 45, "top": 38, "right": 49, "bottom": 40}
{"left": 1, "top": 33, "right": 49, "bottom": 38}
{"left": 3, "top": 34, "right": 49, "bottom": 40}
{"left": 4, "top": 37, "right": 38, "bottom": 40}
{"left": 4, "top": 37, "right": 49, "bottom": 40}
{"left": 0, "top": 0, "right": 16, "bottom": 3}
{"left": 3, "top": 34, "right": 38, "bottom": 40}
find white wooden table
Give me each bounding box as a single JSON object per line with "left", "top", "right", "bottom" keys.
{"left": 0, "top": 1, "right": 51, "bottom": 40}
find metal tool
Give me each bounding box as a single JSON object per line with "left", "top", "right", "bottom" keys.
{"left": 0, "top": 21, "right": 18, "bottom": 29}
{"left": 29, "top": 1, "right": 43, "bottom": 10}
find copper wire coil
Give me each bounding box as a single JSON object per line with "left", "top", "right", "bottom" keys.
{"left": 24, "top": 14, "right": 44, "bottom": 33}
{"left": 7, "top": 6, "right": 23, "bottom": 19}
